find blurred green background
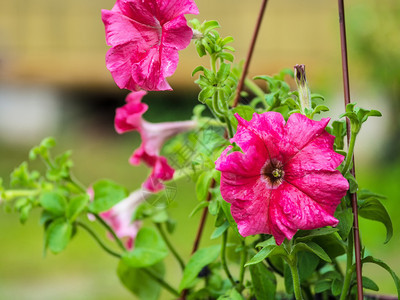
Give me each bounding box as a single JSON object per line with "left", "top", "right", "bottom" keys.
{"left": 1, "top": 0, "right": 399, "bottom": 299}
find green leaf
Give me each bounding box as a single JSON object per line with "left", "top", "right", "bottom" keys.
{"left": 249, "top": 260, "right": 276, "bottom": 300}
{"left": 311, "top": 234, "right": 346, "bottom": 259}
{"left": 298, "top": 251, "right": 319, "bottom": 282}
{"left": 40, "top": 191, "right": 67, "bottom": 217}
{"left": 198, "top": 87, "right": 215, "bottom": 103}
{"left": 345, "top": 172, "right": 358, "bottom": 193}
{"left": 293, "top": 242, "right": 331, "bottom": 263}
{"left": 202, "top": 20, "right": 220, "bottom": 34}
{"left": 362, "top": 256, "right": 400, "bottom": 298}
{"left": 189, "top": 201, "right": 209, "bottom": 218}
{"left": 179, "top": 245, "right": 221, "bottom": 292}
{"left": 314, "top": 280, "right": 331, "bottom": 293}
{"left": 218, "top": 288, "right": 244, "bottom": 300}
{"left": 294, "top": 227, "right": 339, "bottom": 242}
{"left": 331, "top": 278, "right": 342, "bottom": 296}
{"left": 219, "top": 200, "right": 242, "bottom": 239}
{"left": 117, "top": 260, "right": 165, "bottom": 300}
{"left": 196, "top": 171, "right": 213, "bottom": 202}
{"left": 211, "top": 220, "right": 229, "bottom": 239}
{"left": 217, "top": 63, "right": 231, "bottom": 82}
{"left": 122, "top": 227, "right": 168, "bottom": 268}
{"left": 192, "top": 66, "right": 206, "bottom": 77}
{"left": 358, "top": 198, "right": 393, "bottom": 243}
{"left": 335, "top": 207, "right": 353, "bottom": 240}
{"left": 232, "top": 105, "right": 255, "bottom": 122}
{"left": 245, "top": 245, "right": 286, "bottom": 267}
{"left": 217, "top": 52, "right": 234, "bottom": 62}
{"left": 67, "top": 194, "right": 89, "bottom": 221}
{"left": 362, "top": 276, "right": 379, "bottom": 291}
{"left": 45, "top": 218, "right": 72, "bottom": 254}
{"left": 40, "top": 137, "right": 56, "bottom": 149}
{"left": 283, "top": 262, "right": 293, "bottom": 295}
{"left": 89, "top": 179, "right": 128, "bottom": 213}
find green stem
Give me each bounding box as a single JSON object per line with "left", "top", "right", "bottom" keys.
{"left": 77, "top": 221, "right": 121, "bottom": 259}
{"left": 342, "top": 130, "right": 357, "bottom": 175}
{"left": 142, "top": 268, "right": 180, "bottom": 297}
{"left": 221, "top": 230, "right": 236, "bottom": 286}
{"left": 66, "top": 174, "right": 86, "bottom": 193}
{"left": 244, "top": 78, "right": 267, "bottom": 107}
{"left": 340, "top": 230, "right": 354, "bottom": 300}
{"left": 287, "top": 255, "right": 304, "bottom": 300}
{"left": 2, "top": 189, "right": 40, "bottom": 201}
{"left": 238, "top": 239, "right": 247, "bottom": 291}
{"left": 94, "top": 213, "right": 126, "bottom": 252}
{"left": 155, "top": 223, "right": 185, "bottom": 271}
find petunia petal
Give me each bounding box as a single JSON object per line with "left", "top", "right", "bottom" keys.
{"left": 269, "top": 182, "right": 339, "bottom": 244}
{"left": 105, "top": 43, "right": 140, "bottom": 91}
{"left": 284, "top": 113, "right": 331, "bottom": 152}
{"left": 284, "top": 170, "right": 348, "bottom": 216}
{"left": 284, "top": 131, "right": 345, "bottom": 175}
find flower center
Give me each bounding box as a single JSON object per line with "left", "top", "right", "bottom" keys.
{"left": 261, "top": 159, "right": 285, "bottom": 188}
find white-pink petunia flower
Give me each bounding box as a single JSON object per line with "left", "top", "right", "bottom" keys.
{"left": 99, "top": 189, "right": 150, "bottom": 250}
{"left": 115, "top": 91, "right": 197, "bottom": 191}
{"left": 102, "top": 0, "right": 199, "bottom": 91}
{"left": 215, "top": 112, "right": 349, "bottom": 245}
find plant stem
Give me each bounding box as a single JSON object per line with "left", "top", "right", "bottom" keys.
{"left": 94, "top": 213, "right": 126, "bottom": 252}
{"left": 190, "top": 178, "right": 216, "bottom": 254}
{"left": 337, "top": 1, "right": 363, "bottom": 298}
{"left": 155, "top": 223, "right": 185, "bottom": 271}
{"left": 181, "top": 179, "right": 216, "bottom": 299}
{"left": 142, "top": 268, "right": 180, "bottom": 297}
{"left": 340, "top": 230, "right": 354, "bottom": 300}
{"left": 287, "top": 255, "right": 303, "bottom": 300}
{"left": 221, "top": 230, "right": 236, "bottom": 286}
{"left": 233, "top": 0, "right": 269, "bottom": 107}
{"left": 245, "top": 78, "right": 265, "bottom": 103}
{"left": 238, "top": 239, "right": 247, "bottom": 290}
{"left": 77, "top": 221, "right": 121, "bottom": 259}
{"left": 342, "top": 129, "right": 357, "bottom": 175}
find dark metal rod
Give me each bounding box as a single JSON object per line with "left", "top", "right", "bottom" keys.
{"left": 232, "top": 0, "right": 269, "bottom": 108}
{"left": 337, "top": 0, "right": 363, "bottom": 298}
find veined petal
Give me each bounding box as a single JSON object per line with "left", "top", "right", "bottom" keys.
{"left": 157, "top": 0, "right": 199, "bottom": 24}
{"left": 285, "top": 131, "right": 345, "bottom": 174}
{"left": 106, "top": 44, "right": 140, "bottom": 91}
{"left": 102, "top": 9, "right": 161, "bottom": 47}
{"left": 230, "top": 190, "right": 273, "bottom": 236}
{"left": 163, "top": 16, "right": 194, "bottom": 50}
{"left": 284, "top": 113, "right": 331, "bottom": 152}
{"left": 269, "top": 182, "right": 339, "bottom": 244}
{"left": 131, "top": 46, "right": 178, "bottom": 91}
{"left": 284, "top": 170, "right": 348, "bottom": 216}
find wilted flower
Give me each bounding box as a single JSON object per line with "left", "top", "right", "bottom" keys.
{"left": 115, "top": 91, "right": 197, "bottom": 191}
{"left": 215, "top": 112, "right": 349, "bottom": 245}
{"left": 102, "top": 0, "right": 199, "bottom": 91}
{"left": 99, "top": 189, "right": 150, "bottom": 249}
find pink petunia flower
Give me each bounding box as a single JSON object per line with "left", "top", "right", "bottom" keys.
{"left": 102, "top": 0, "right": 199, "bottom": 91}
{"left": 115, "top": 91, "right": 197, "bottom": 191}
{"left": 99, "top": 189, "right": 150, "bottom": 250}
{"left": 215, "top": 112, "right": 349, "bottom": 245}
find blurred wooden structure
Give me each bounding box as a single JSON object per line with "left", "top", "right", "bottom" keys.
{"left": 0, "top": 0, "right": 338, "bottom": 89}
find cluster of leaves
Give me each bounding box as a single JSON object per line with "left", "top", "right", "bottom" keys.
{"left": 190, "top": 19, "right": 238, "bottom": 125}
{"left": 0, "top": 138, "right": 129, "bottom": 255}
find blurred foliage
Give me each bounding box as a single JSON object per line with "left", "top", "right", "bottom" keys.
{"left": 348, "top": 1, "right": 400, "bottom": 163}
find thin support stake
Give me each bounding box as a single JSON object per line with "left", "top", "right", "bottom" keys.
{"left": 233, "top": 0, "right": 269, "bottom": 108}
{"left": 337, "top": 0, "right": 363, "bottom": 299}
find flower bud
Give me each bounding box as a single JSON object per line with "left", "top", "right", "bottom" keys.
{"left": 294, "top": 64, "right": 311, "bottom": 113}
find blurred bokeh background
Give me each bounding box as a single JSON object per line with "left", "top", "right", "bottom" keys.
{"left": 0, "top": 0, "right": 399, "bottom": 299}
